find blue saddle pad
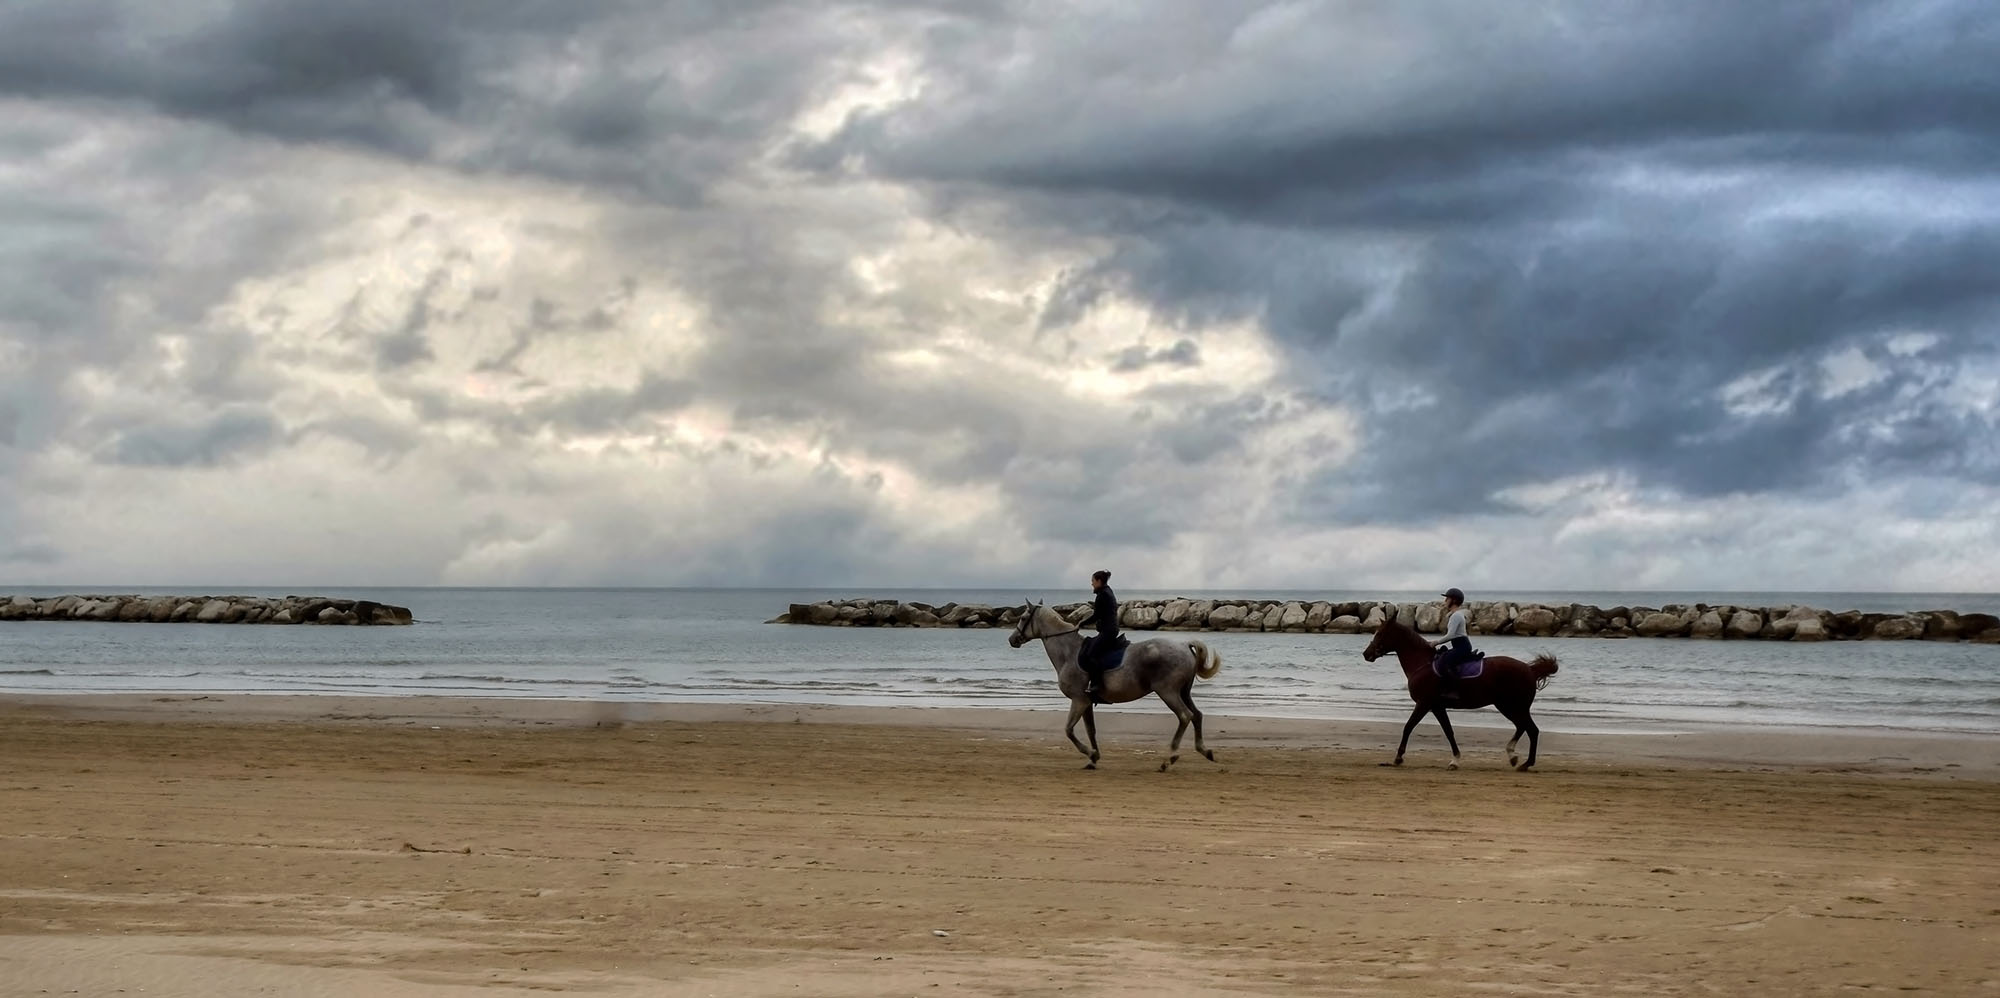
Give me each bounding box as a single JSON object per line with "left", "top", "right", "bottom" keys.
{"left": 1085, "top": 635, "right": 1130, "bottom": 672}
{"left": 1433, "top": 654, "right": 1485, "bottom": 680}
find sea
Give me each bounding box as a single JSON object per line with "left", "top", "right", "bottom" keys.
{"left": 3, "top": 588, "right": 1998, "bottom": 735}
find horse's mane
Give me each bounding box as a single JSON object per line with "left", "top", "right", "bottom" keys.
{"left": 1025, "top": 603, "right": 1072, "bottom": 631}
{"left": 1376, "top": 615, "right": 1419, "bottom": 640}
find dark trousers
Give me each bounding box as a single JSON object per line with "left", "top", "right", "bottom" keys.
{"left": 1435, "top": 636, "right": 1474, "bottom": 677}
{"left": 1081, "top": 635, "right": 1120, "bottom": 676}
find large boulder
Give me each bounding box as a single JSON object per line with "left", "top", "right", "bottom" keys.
{"left": 1636, "top": 612, "right": 1689, "bottom": 637}
{"left": 1766, "top": 607, "right": 1826, "bottom": 640}
{"left": 1415, "top": 603, "right": 1444, "bottom": 633}
{"left": 1159, "top": 599, "right": 1193, "bottom": 627}
{"left": 891, "top": 603, "right": 939, "bottom": 627}
{"left": 1360, "top": 604, "right": 1390, "bottom": 629}
{"left": 1791, "top": 617, "right": 1828, "bottom": 641}
{"left": 1971, "top": 628, "right": 2000, "bottom": 645}
{"left": 1872, "top": 616, "right": 1924, "bottom": 640}
{"left": 1828, "top": 610, "right": 1866, "bottom": 640}
{"left": 1260, "top": 604, "right": 1287, "bottom": 631}
{"left": 1689, "top": 610, "right": 1726, "bottom": 639}
{"left": 1328, "top": 614, "right": 1363, "bottom": 633}
{"left": 1957, "top": 613, "right": 1999, "bottom": 638}
{"left": 1277, "top": 602, "right": 1309, "bottom": 631}
{"left": 1920, "top": 611, "right": 1963, "bottom": 642}
{"left": 1304, "top": 602, "right": 1334, "bottom": 631}
{"left": 194, "top": 599, "right": 232, "bottom": 623}
{"left": 1208, "top": 604, "right": 1249, "bottom": 629}
{"left": 1725, "top": 609, "right": 1764, "bottom": 639}
{"left": 1515, "top": 607, "right": 1561, "bottom": 636}
{"left": 1124, "top": 605, "right": 1162, "bottom": 630}
{"left": 808, "top": 603, "right": 841, "bottom": 625}
{"left": 1471, "top": 602, "right": 1513, "bottom": 634}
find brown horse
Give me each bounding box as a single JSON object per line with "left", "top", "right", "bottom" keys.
{"left": 1361, "top": 617, "right": 1559, "bottom": 771}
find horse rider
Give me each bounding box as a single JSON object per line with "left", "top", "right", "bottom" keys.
{"left": 1432, "top": 587, "right": 1474, "bottom": 702}
{"left": 1078, "top": 569, "right": 1121, "bottom": 702}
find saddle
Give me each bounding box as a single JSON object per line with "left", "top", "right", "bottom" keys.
{"left": 1432, "top": 649, "right": 1486, "bottom": 680}
{"left": 1082, "top": 634, "right": 1131, "bottom": 674}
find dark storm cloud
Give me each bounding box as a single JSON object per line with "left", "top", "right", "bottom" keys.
{"left": 0, "top": 0, "right": 971, "bottom": 200}
{"left": 96, "top": 405, "right": 284, "bottom": 468}
{"left": 814, "top": 0, "right": 2000, "bottom": 523}
{"left": 829, "top": 2, "right": 2000, "bottom": 206}
{"left": 1111, "top": 338, "right": 1201, "bottom": 373}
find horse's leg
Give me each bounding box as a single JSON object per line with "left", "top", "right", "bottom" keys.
{"left": 1431, "top": 706, "right": 1463, "bottom": 770}
{"left": 1082, "top": 704, "right": 1101, "bottom": 768}
{"left": 1383, "top": 701, "right": 1428, "bottom": 766}
{"left": 1511, "top": 704, "right": 1541, "bottom": 772}
{"left": 1498, "top": 700, "right": 1528, "bottom": 768}
{"left": 1183, "top": 681, "right": 1215, "bottom": 763}
{"left": 1064, "top": 699, "right": 1096, "bottom": 768}
{"left": 1156, "top": 687, "right": 1194, "bottom": 772}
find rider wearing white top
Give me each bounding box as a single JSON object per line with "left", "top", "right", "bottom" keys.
{"left": 1440, "top": 605, "right": 1469, "bottom": 643}
{"left": 1433, "top": 587, "right": 1475, "bottom": 701}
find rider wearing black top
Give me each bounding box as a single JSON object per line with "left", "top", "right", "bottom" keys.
{"left": 1079, "top": 570, "right": 1121, "bottom": 701}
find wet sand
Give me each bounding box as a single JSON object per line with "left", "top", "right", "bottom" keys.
{"left": 1, "top": 694, "right": 1996, "bottom": 996}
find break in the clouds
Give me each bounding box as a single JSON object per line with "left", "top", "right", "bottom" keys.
{"left": 1, "top": 0, "right": 1997, "bottom": 591}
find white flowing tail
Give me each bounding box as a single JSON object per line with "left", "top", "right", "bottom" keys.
{"left": 1190, "top": 641, "right": 1222, "bottom": 680}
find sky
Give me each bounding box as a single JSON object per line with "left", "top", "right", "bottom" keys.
{"left": 1, "top": 0, "right": 1997, "bottom": 591}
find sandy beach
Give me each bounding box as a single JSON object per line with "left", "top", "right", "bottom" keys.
{"left": 2, "top": 695, "right": 1996, "bottom": 996}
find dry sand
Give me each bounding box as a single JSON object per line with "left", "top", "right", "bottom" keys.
{"left": 1, "top": 694, "right": 1996, "bottom": 996}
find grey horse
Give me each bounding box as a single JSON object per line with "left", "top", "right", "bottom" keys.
{"left": 1007, "top": 601, "right": 1223, "bottom": 771}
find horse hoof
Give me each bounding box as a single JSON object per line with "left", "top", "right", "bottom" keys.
{"left": 1515, "top": 763, "right": 1536, "bottom": 773}
{"left": 1446, "top": 759, "right": 1459, "bottom": 771}
{"left": 1083, "top": 762, "right": 1097, "bottom": 770}
{"left": 1380, "top": 758, "right": 1404, "bottom": 768}
{"left": 1508, "top": 756, "right": 1520, "bottom": 768}
{"left": 1202, "top": 750, "right": 1217, "bottom": 762}
{"left": 1158, "top": 761, "right": 1171, "bottom": 773}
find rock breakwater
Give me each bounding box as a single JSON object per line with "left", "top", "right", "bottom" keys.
{"left": 1, "top": 594, "right": 414, "bottom": 625}
{"left": 773, "top": 597, "right": 2000, "bottom": 643}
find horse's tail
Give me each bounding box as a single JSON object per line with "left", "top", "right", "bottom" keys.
{"left": 1530, "top": 654, "right": 1559, "bottom": 690}
{"left": 1190, "top": 641, "right": 1222, "bottom": 680}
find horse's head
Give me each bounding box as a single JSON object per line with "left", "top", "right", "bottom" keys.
{"left": 1007, "top": 600, "right": 1042, "bottom": 648}
{"left": 1361, "top": 618, "right": 1397, "bottom": 661}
